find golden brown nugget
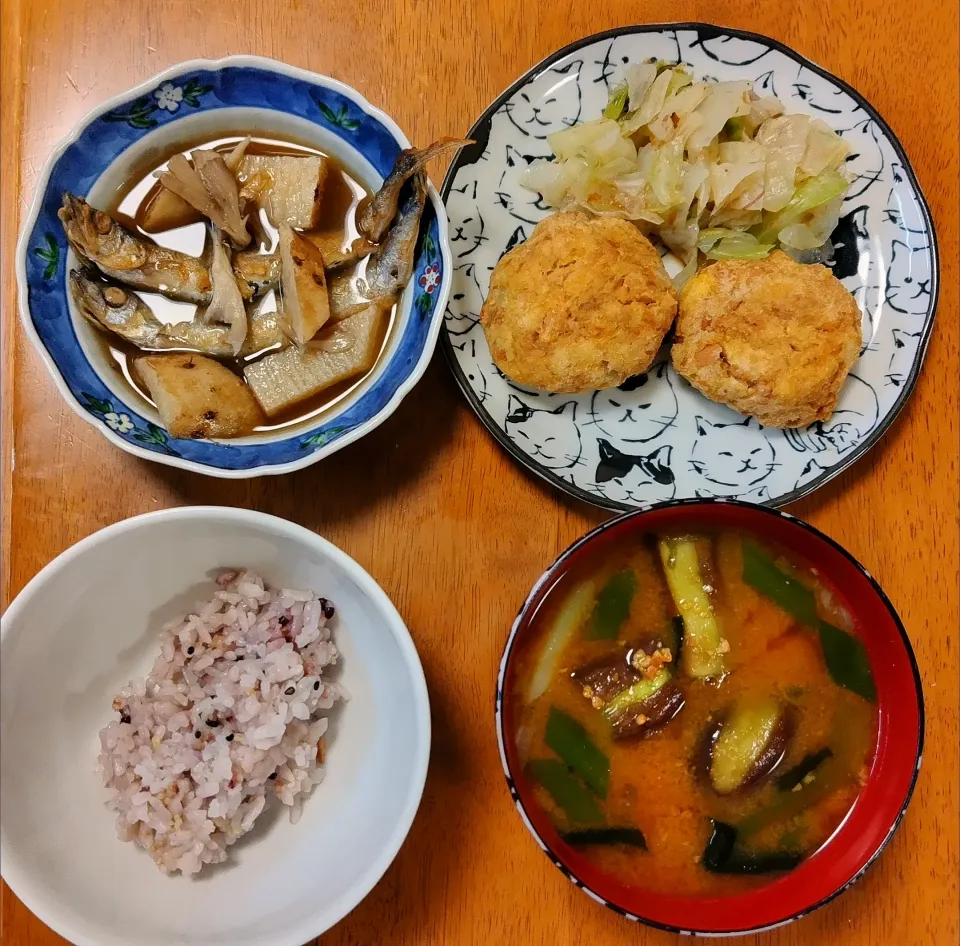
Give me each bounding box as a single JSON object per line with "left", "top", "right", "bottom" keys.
{"left": 480, "top": 212, "right": 677, "bottom": 393}
{"left": 673, "top": 251, "right": 862, "bottom": 428}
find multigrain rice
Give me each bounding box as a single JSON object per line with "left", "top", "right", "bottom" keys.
{"left": 97, "top": 569, "right": 344, "bottom": 875}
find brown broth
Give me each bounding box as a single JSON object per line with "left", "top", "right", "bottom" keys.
{"left": 513, "top": 530, "right": 878, "bottom": 897}
{"left": 94, "top": 134, "right": 394, "bottom": 435}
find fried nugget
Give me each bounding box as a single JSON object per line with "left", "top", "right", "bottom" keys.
{"left": 479, "top": 212, "right": 677, "bottom": 393}
{"left": 672, "top": 251, "right": 862, "bottom": 428}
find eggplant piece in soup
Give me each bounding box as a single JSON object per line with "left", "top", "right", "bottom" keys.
{"left": 702, "top": 697, "right": 794, "bottom": 795}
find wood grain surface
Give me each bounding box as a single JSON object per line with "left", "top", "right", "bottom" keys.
{"left": 2, "top": 1, "right": 958, "bottom": 943}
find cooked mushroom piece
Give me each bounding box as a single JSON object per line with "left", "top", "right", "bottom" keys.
{"left": 137, "top": 353, "right": 264, "bottom": 438}
{"left": 159, "top": 151, "right": 250, "bottom": 247}
{"left": 201, "top": 227, "right": 248, "bottom": 354}
{"left": 140, "top": 138, "right": 250, "bottom": 233}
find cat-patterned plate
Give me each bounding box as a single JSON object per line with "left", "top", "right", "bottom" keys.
{"left": 440, "top": 24, "right": 939, "bottom": 510}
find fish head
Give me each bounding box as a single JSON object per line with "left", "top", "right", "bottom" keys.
{"left": 59, "top": 193, "right": 110, "bottom": 257}
{"left": 69, "top": 268, "right": 109, "bottom": 321}
{"left": 69, "top": 270, "right": 141, "bottom": 328}
{"left": 58, "top": 192, "right": 146, "bottom": 268}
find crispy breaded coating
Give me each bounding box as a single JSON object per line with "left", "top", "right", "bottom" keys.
{"left": 479, "top": 212, "right": 677, "bottom": 393}
{"left": 672, "top": 251, "right": 862, "bottom": 428}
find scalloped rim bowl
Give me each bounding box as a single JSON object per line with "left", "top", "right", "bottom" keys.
{"left": 16, "top": 55, "right": 452, "bottom": 478}
{"left": 497, "top": 499, "right": 923, "bottom": 936}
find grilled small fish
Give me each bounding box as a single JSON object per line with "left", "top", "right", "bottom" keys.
{"left": 365, "top": 172, "right": 427, "bottom": 299}
{"left": 233, "top": 250, "right": 281, "bottom": 299}
{"left": 61, "top": 193, "right": 279, "bottom": 304}
{"left": 60, "top": 194, "right": 213, "bottom": 304}
{"left": 357, "top": 137, "right": 470, "bottom": 242}
{"left": 70, "top": 270, "right": 236, "bottom": 357}
{"left": 328, "top": 172, "right": 428, "bottom": 321}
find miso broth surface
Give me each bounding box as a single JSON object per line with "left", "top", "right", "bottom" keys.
{"left": 514, "top": 530, "right": 878, "bottom": 897}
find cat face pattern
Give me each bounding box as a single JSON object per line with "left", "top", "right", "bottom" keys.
{"left": 446, "top": 262, "right": 486, "bottom": 332}
{"left": 504, "top": 396, "right": 582, "bottom": 470}
{"left": 594, "top": 440, "right": 676, "bottom": 504}
{"left": 688, "top": 417, "right": 778, "bottom": 494}
{"left": 886, "top": 328, "right": 924, "bottom": 388}
{"left": 501, "top": 60, "right": 583, "bottom": 139}
{"left": 445, "top": 178, "right": 488, "bottom": 262}
{"left": 495, "top": 145, "right": 555, "bottom": 225}
{"left": 885, "top": 238, "right": 934, "bottom": 316}
{"left": 442, "top": 28, "right": 935, "bottom": 507}
{"left": 587, "top": 360, "right": 679, "bottom": 444}
{"left": 782, "top": 374, "right": 880, "bottom": 456}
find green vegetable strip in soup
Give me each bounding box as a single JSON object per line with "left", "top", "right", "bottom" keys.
{"left": 525, "top": 580, "right": 595, "bottom": 704}
{"left": 526, "top": 759, "right": 603, "bottom": 824}
{"left": 818, "top": 622, "right": 877, "bottom": 702}
{"left": 562, "top": 827, "right": 647, "bottom": 849}
{"left": 702, "top": 821, "right": 804, "bottom": 875}
{"left": 742, "top": 541, "right": 877, "bottom": 701}
{"left": 741, "top": 541, "right": 818, "bottom": 626}
{"left": 775, "top": 748, "right": 833, "bottom": 792}
{"left": 545, "top": 707, "right": 609, "bottom": 798}
{"left": 585, "top": 570, "right": 636, "bottom": 640}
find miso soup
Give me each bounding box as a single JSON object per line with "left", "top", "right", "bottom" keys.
{"left": 513, "top": 530, "right": 878, "bottom": 897}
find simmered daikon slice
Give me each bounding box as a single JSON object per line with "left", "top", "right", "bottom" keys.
{"left": 243, "top": 305, "right": 383, "bottom": 416}
{"left": 238, "top": 154, "right": 327, "bottom": 229}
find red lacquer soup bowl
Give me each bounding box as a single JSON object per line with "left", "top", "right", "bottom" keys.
{"left": 496, "top": 499, "right": 924, "bottom": 936}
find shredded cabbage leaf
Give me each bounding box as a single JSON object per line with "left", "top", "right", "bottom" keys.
{"left": 520, "top": 60, "right": 852, "bottom": 266}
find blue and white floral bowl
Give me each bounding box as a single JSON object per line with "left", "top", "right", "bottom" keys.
{"left": 17, "top": 56, "right": 452, "bottom": 477}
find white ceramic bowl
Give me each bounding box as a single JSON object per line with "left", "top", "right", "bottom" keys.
{"left": 0, "top": 507, "right": 430, "bottom": 946}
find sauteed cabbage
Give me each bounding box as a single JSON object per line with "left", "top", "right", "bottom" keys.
{"left": 521, "top": 61, "right": 852, "bottom": 272}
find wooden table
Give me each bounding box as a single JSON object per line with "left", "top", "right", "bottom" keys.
{"left": 2, "top": 1, "right": 958, "bottom": 943}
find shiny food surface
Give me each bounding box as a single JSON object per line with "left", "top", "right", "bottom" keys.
{"left": 2, "top": 1, "right": 957, "bottom": 945}
{"left": 514, "top": 531, "right": 876, "bottom": 897}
